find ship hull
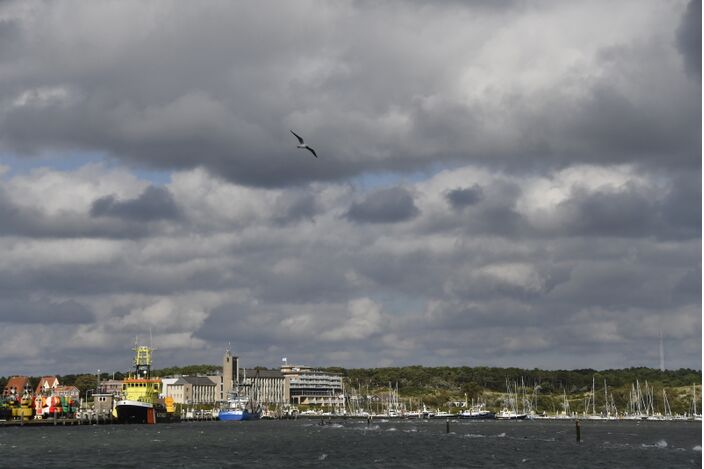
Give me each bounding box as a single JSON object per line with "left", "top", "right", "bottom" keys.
{"left": 496, "top": 414, "right": 527, "bottom": 420}
{"left": 115, "top": 400, "right": 179, "bottom": 424}
{"left": 115, "top": 400, "right": 153, "bottom": 424}
{"left": 458, "top": 412, "right": 496, "bottom": 420}
{"left": 218, "top": 410, "right": 261, "bottom": 421}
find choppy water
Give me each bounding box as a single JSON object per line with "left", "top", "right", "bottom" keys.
{"left": 1, "top": 419, "right": 701, "bottom": 468}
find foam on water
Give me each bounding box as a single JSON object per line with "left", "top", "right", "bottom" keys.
{"left": 465, "top": 433, "right": 486, "bottom": 438}
{"left": 693, "top": 445, "right": 702, "bottom": 452}
{"left": 641, "top": 440, "right": 668, "bottom": 449}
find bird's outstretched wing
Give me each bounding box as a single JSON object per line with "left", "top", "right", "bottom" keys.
{"left": 306, "top": 146, "right": 318, "bottom": 158}
{"left": 290, "top": 130, "right": 304, "bottom": 144}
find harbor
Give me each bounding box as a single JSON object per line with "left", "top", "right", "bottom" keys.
{"left": 1, "top": 342, "right": 701, "bottom": 426}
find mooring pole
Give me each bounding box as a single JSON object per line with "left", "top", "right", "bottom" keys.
{"left": 575, "top": 419, "right": 581, "bottom": 443}
{"left": 446, "top": 418, "right": 450, "bottom": 434}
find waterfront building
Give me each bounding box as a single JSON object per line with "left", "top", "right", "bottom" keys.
{"left": 93, "top": 393, "right": 114, "bottom": 416}
{"left": 97, "top": 379, "right": 123, "bottom": 396}
{"left": 35, "top": 376, "right": 60, "bottom": 396}
{"left": 168, "top": 376, "right": 217, "bottom": 405}
{"left": 240, "top": 368, "right": 289, "bottom": 406}
{"left": 3, "top": 376, "right": 30, "bottom": 397}
{"left": 160, "top": 377, "right": 179, "bottom": 399}
{"left": 53, "top": 385, "right": 80, "bottom": 399}
{"left": 280, "top": 363, "right": 344, "bottom": 408}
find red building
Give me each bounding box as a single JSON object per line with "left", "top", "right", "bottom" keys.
{"left": 3, "top": 376, "right": 31, "bottom": 397}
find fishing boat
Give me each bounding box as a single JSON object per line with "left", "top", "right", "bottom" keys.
{"left": 114, "top": 342, "right": 178, "bottom": 424}
{"left": 218, "top": 392, "right": 262, "bottom": 421}
{"left": 495, "top": 408, "right": 527, "bottom": 420}
{"left": 458, "top": 404, "right": 495, "bottom": 420}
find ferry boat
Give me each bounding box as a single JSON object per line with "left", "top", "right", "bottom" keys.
{"left": 114, "top": 342, "right": 178, "bottom": 424}
{"left": 218, "top": 393, "right": 262, "bottom": 421}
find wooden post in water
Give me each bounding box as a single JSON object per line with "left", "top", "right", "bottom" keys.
{"left": 446, "top": 418, "right": 450, "bottom": 433}
{"left": 575, "top": 419, "right": 581, "bottom": 443}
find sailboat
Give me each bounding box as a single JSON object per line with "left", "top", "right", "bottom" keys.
{"left": 691, "top": 384, "right": 702, "bottom": 421}
{"left": 495, "top": 380, "right": 527, "bottom": 420}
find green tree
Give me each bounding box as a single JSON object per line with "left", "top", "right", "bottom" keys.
{"left": 73, "top": 374, "right": 98, "bottom": 396}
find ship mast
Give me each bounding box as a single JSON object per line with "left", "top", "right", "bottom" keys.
{"left": 133, "top": 338, "right": 153, "bottom": 379}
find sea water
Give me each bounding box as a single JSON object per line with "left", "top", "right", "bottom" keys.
{"left": 0, "top": 419, "right": 700, "bottom": 468}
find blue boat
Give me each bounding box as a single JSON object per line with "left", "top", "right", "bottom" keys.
{"left": 217, "top": 394, "right": 261, "bottom": 421}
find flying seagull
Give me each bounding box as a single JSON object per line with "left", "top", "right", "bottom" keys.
{"left": 290, "top": 130, "right": 318, "bottom": 158}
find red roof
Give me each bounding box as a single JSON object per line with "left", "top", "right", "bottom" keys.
{"left": 3, "top": 376, "right": 30, "bottom": 396}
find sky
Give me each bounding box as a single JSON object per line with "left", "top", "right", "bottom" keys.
{"left": 0, "top": 0, "right": 700, "bottom": 375}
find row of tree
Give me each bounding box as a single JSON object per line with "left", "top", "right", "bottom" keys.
{"left": 2, "top": 365, "right": 700, "bottom": 415}
{"left": 321, "top": 366, "right": 701, "bottom": 395}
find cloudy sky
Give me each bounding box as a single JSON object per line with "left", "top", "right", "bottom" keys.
{"left": 0, "top": 0, "right": 700, "bottom": 375}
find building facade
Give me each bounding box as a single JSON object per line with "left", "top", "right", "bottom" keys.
{"left": 160, "top": 377, "right": 179, "bottom": 399}
{"left": 97, "top": 379, "right": 123, "bottom": 396}
{"left": 167, "top": 376, "right": 217, "bottom": 405}
{"left": 241, "top": 368, "right": 289, "bottom": 406}
{"left": 53, "top": 385, "right": 80, "bottom": 399}
{"left": 280, "top": 364, "right": 344, "bottom": 408}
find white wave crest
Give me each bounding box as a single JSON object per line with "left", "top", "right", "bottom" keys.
{"left": 641, "top": 440, "right": 668, "bottom": 449}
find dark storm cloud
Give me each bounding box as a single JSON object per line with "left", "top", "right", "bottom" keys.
{"left": 555, "top": 177, "right": 701, "bottom": 240}
{"left": 0, "top": 1, "right": 699, "bottom": 373}
{"left": 445, "top": 185, "right": 483, "bottom": 209}
{"left": 660, "top": 169, "right": 702, "bottom": 238}
{"left": 676, "top": 0, "right": 701, "bottom": 78}
{"left": 558, "top": 83, "right": 699, "bottom": 169}
{"left": 0, "top": 186, "right": 163, "bottom": 239}
{"left": 271, "top": 191, "right": 319, "bottom": 225}
{"left": 0, "top": 296, "right": 93, "bottom": 324}
{"left": 557, "top": 184, "right": 658, "bottom": 238}
{"left": 345, "top": 187, "right": 419, "bottom": 224}
{"left": 672, "top": 266, "right": 701, "bottom": 303}
{"left": 0, "top": 1, "right": 698, "bottom": 187}
{"left": 90, "top": 185, "right": 180, "bottom": 221}
{"left": 450, "top": 179, "right": 529, "bottom": 238}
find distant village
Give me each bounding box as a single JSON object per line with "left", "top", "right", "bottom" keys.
{"left": 2, "top": 350, "right": 346, "bottom": 419}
